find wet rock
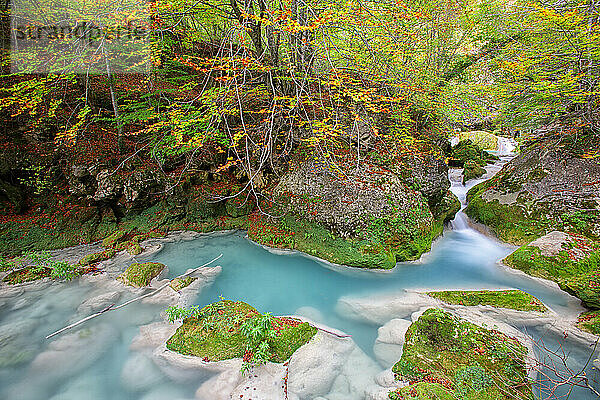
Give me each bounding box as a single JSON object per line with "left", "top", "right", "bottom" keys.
{"left": 326, "top": 346, "right": 382, "bottom": 400}
{"left": 140, "top": 385, "right": 188, "bottom": 400}
{"left": 287, "top": 330, "right": 355, "bottom": 398}
{"left": 230, "top": 363, "right": 290, "bottom": 400}
{"left": 195, "top": 369, "right": 242, "bottom": 400}
{"left": 0, "top": 286, "right": 24, "bottom": 298}
{"left": 130, "top": 322, "right": 178, "bottom": 351}
{"left": 152, "top": 343, "right": 240, "bottom": 382}
{"left": 77, "top": 291, "right": 121, "bottom": 314}
{"left": 0, "top": 318, "right": 38, "bottom": 344}
{"left": 335, "top": 292, "right": 427, "bottom": 324}
{"left": 49, "top": 374, "right": 106, "bottom": 400}
{"left": 375, "top": 318, "right": 411, "bottom": 345}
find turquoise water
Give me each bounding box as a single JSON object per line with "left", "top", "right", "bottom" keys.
{"left": 0, "top": 228, "right": 598, "bottom": 399}
{"left": 150, "top": 230, "right": 600, "bottom": 399}
{"left": 152, "top": 230, "right": 566, "bottom": 349}
{"left": 1, "top": 153, "right": 598, "bottom": 399}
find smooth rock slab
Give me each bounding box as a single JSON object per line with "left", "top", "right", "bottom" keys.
{"left": 230, "top": 363, "right": 296, "bottom": 400}
{"left": 77, "top": 291, "right": 121, "bottom": 314}
{"left": 287, "top": 330, "right": 355, "bottom": 399}
{"left": 195, "top": 369, "right": 242, "bottom": 400}
{"left": 131, "top": 322, "right": 179, "bottom": 351}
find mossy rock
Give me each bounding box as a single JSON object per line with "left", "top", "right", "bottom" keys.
{"left": 561, "top": 271, "right": 600, "bottom": 309}
{"left": 503, "top": 239, "right": 600, "bottom": 309}
{"left": 458, "top": 131, "right": 499, "bottom": 151}
{"left": 102, "top": 229, "right": 131, "bottom": 249}
{"left": 170, "top": 276, "right": 197, "bottom": 291}
{"left": 427, "top": 289, "right": 547, "bottom": 312}
{"left": 388, "top": 382, "right": 454, "bottom": 399}
{"left": 392, "top": 309, "right": 532, "bottom": 400}
{"left": 452, "top": 139, "right": 498, "bottom": 167}
{"left": 462, "top": 160, "right": 486, "bottom": 184}
{"left": 117, "top": 262, "right": 166, "bottom": 287}
{"left": 247, "top": 201, "right": 441, "bottom": 270}
{"left": 577, "top": 310, "right": 600, "bottom": 335}
{"left": 166, "top": 300, "right": 317, "bottom": 363}
{"left": 77, "top": 249, "right": 116, "bottom": 267}
{"left": 2, "top": 267, "right": 51, "bottom": 285}
{"left": 429, "top": 190, "right": 461, "bottom": 224}
{"left": 125, "top": 242, "right": 143, "bottom": 255}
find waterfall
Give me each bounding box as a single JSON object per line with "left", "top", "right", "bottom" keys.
{"left": 497, "top": 136, "right": 516, "bottom": 155}
{"left": 448, "top": 153, "right": 514, "bottom": 231}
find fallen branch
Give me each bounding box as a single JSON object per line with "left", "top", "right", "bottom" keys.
{"left": 46, "top": 254, "right": 223, "bottom": 339}
{"left": 316, "top": 327, "right": 352, "bottom": 338}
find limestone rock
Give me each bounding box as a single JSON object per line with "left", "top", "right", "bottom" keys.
{"left": 287, "top": 331, "right": 354, "bottom": 398}
{"left": 77, "top": 291, "right": 121, "bottom": 314}
{"left": 195, "top": 369, "right": 242, "bottom": 400}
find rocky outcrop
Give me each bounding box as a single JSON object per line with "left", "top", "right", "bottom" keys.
{"left": 466, "top": 140, "right": 600, "bottom": 244}
{"left": 275, "top": 160, "right": 433, "bottom": 239}
{"left": 68, "top": 164, "right": 164, "bottom": 210}
{"left": 503, "top": 231, "right": 600, "bottom": 310}
{"left": 266, "top": 157, "right": 457, "bottom": 268}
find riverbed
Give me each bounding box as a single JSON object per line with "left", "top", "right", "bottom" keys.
{"left": 0, "top": 153, "right": 598, "bottom": 400}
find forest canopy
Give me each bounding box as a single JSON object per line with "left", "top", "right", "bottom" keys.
{"left": 0, "top": 0, "right": 598, "bottom": 215}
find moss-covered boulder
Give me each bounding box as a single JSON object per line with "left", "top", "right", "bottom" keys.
{"left": 452, "top": 139, "right": 499, "bottom": 167}
{"left": 462, "top": 160, "right": 486, "bottom": 184}
{"left": 390, "top": 309, "right": 532, "bottom": 400}
{"left": 77, "top": 249, "right": 116, "bottom": 267}
{"left": 117, "top": 262, "right": 166, "bottom": 287}
{"left": 465, "top": 134, "right": 600, "bottom": 245}
{"left": 2, "top": 266, "right": 51, "bottom": 285}
{"left": 265, "top": 160, "right": 443, "bottom": 269}
{"left": 169, "top": 276, "right": 197, "bottom": 291}
{"left": 427, "top": 289, "right": 547, "bottom": 312}
{"left": 577, "top": 311, "right": 600, "bottom": 335}
{"left": 166, "top": 300, "right": 317, "bottom": 363}
{"left": 458, "top": 131, "right": 499, "bottom": 151}
{"left": 503, "top": 232, "right": 600, "bottom": 309}
{"left": 102, "top": 229, "right": 131, "bottom": 249}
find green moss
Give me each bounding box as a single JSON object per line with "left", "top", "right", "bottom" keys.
{"left": 2, "top": 266, "right": 51, "bottom": 284}
{"left": 77, "top": 249, "right": 116, "bottom": 266}
{"left": 458, "top": 131, "right": 499, "bottom": 151}
{"left": 562, "top": 269, "right": 600, "bottom": 309}
{"left": 246, "top": 194, "right": 440, "bottom": 270}
{"left": 463, "top": 161, "right": 486, "bottom": 184}
{"left": 464, "top": 195, "right": 544, "bottom": 245}
{"left": 392, "top": 309, "right": 532, "bottom": 400}
{"left": 118, "top": 262, "right": 165, "bottom": 287}
{"left": 577, "top": 310, "right": 600, "bottom": 335}
{"left": 170, "top": 276, "right": 197, "bottom": 291}
{"left": 504, "top": 244, "right": 600, "bottom": 309}
{"left": 429, "top": 190, "right": 461, "bottom": 224}
{"left": 166, "top": 300, "right": 317, "bottom": 363}
{"left": 388, "top": 382, "right": 454, "bottom": 400}
{"left": 248, "top": 214, "right": 397, "bottom": 269}
{"left": 427, "top": 289, "right": 547, "bottom": 312}
{"left": 452, "top": 139, "right": 498, "bottom": 167}
{"left": 102, "top": 229, "right": 131, "bottom": 249}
